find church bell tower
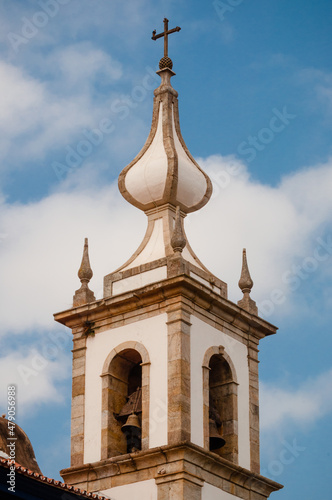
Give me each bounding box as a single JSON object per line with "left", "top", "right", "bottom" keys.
{"left": 55, "top": 19, "right": 283, "bottom": 500}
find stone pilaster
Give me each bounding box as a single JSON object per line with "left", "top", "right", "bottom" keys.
{"left": 71, "top": 331, "right": 87, "bottom": 467}
{"left": 167, "top": 306, "right": 191, "bottom": 444}
{"left": 202, "top": 364, "right": 210, "bottom": 450}
{"left": 156, "top": 471, "right": 203, "bottom": 500}
{"left": 248, "top": 340, "right": 260, "bottom": 473}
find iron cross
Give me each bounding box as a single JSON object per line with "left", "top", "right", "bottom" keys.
{"left": 152, "top": 18, "right": 181, "bottom": 58}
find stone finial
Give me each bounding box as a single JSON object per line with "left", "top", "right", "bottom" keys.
{"left": 78, "top": 238, "right": 93, "bottom": 283}
{"left": 238, "top": 248, "right": 253, "bottom": 293}
{"left": 73, "top": 238, "right": 96, "bottom": 307}
{"left": 171, "top": 206, "right": 186, "bottom": 253}
{"left": 237, "top": 249, "right": 258, "bottom": 315}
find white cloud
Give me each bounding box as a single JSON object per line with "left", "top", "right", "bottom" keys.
{"left": 48, "top": 42, "right": 123, "bottom": 89}
{"left": 0, "top": 61, "right": 45, "bottom": 129}
{"left": 0, "top": 0, "right": 150, "bottom": 52}
{"left": 0, "top": 60, "right": 47, "bottom": 163}
{"left": 0, "top": 346, "right": 71, "bottom": 412}
{"left": 260, "top": 369, "right": 332, "bottom": 431}
{"left": 0, "top": 59, "right": 86, "bottom": 162}
{"left": 187, "top": 155, "right": 332, "bottom": 314}
{"left": 296, "top": 67, "right": 332, "bottom": 114}
{"left": 0, "top": 47, "right": 158, "bottom": 183}
{"left": 0, "top": 180, "right": 144, "bottom": 332}
{"left": 0, "top": 44, "right": 124, "bottom": 166}
{"left": 0, "top": 154, "right": 332, "bottom": 334}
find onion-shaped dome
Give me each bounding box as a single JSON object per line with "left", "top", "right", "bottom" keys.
{"left": 118, "top": 67, "right": 212, "bottom": 214}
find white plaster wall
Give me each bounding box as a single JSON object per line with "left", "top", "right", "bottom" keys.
{"left": 202, "top": 482, "right": 242, "bottom": 500}
{"left": 84, "top": 314, "right": 168, "bottom": 464}
{"left": 190, "top": 315, "right": 251, "bottom": 469}
{"left": 102, "top": 479, "right": 157, "bottom": 500}
{"left": 182, "top": 245, "right": 203, "bottom": 268}
{"left": 121, "top": 218, "right": 166, "bottom": 272}
{"left": 112, "top": 265, "right": 167, "bottom": 294}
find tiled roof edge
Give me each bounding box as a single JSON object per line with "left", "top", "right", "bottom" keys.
{"left": 0, "top": 458, "right": 109, "bottom": 499}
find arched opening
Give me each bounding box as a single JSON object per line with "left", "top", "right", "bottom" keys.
{"left": 203, "top": 347, "right": 238, "bottom": 464}
{"left": 101, "top": 343, "right": 150, "bottom": 459}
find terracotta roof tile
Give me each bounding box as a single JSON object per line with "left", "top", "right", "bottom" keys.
{"left": 0, "top": 458, "right": 109, "bottom": 499}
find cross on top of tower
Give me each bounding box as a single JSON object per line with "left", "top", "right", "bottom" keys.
{"left": 152, "top": 17, "right": 181, "bottom": 70}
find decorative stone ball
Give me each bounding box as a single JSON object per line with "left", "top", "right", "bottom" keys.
{"left": 159, "top": 56, "right": 173, "bottom": 70}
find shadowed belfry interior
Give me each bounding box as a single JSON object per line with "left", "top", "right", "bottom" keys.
{"left": 102, "top": 348, "right": 143, "bottom": 457}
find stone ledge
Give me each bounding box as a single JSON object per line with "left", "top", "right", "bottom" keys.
{"left": 103, "top": 255, "right": 227, "bottom": 299}
{"left": 60, "top": 442, "right": 282, "bottom": 499}
{"left": 54, "top": 274, "right": 277, "bottom": 340}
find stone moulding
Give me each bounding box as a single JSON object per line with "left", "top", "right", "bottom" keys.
{"left": 60, "top": 441, "right": 283, "bottom": 499}
{"left": 54, "top": 274, "right": 277, "bottom": 341}
{"left": 103, "top": 254, "right": 228, "bottom": 299}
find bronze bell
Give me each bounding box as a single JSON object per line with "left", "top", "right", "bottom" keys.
{"left": 122, "top": 412, "right": 141, "bottom": 431}
{"left": 122, "top": 412, "right": 141, "bottom": 453}
{"left": 209, "top": 418, "right": 226, "bottom": 450}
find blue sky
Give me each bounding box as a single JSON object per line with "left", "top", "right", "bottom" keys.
{"left": 0, "top": 1, "right": 331, "bottom": 499}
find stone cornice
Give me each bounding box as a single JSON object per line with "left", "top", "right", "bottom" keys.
{"left": 60, "top": 442, "right": 282, "bottom": 498}
{"left": 54, "top": 274, "right": 277, "bottom": 340}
